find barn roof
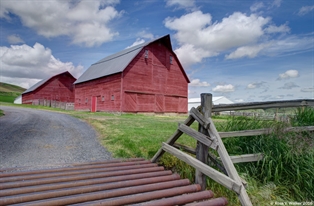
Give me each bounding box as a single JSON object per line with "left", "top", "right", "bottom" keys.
{"left": 22, "top": 71, "right": 75, "bottom": 95}
{"left": 74, "top": 34, "right": 185, "bottom": 84}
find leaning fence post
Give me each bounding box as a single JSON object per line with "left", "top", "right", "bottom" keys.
{"left": 195, "top": 93, "right": 212, "bottom": 190}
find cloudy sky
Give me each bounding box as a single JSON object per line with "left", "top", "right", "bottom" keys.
{"left": 0, "top": 0, "right": 313, "bottom": 102}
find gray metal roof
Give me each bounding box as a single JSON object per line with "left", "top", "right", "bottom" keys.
{"left": 22, "top": 77, "right": 50, "bottom": 94}
{"left": 74, "top": 35, "right": 171, "bottom": 84}
{"left": 22, "top": 71, "right": 74, "bottom": 94}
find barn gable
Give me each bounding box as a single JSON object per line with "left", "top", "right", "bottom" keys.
{"left": 22, "top": 71, "right": 76, "bottom": 104}
{"left": 74, "top": 35, "right": 189, "bottom": 85}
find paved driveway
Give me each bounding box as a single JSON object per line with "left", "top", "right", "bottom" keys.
{"left": 0, "top": 106, "right": 112, "bottom": 169}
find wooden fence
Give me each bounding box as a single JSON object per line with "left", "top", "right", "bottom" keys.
{"left": 152, "top": 94, "right": 314, "bottom": 206}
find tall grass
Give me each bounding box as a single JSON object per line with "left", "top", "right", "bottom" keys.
{"left": 215, "top": 113, "right": 314, "bottom": 202}
{"left": 159, "top": 112, "right": 314, "bottom": 204}
{"left": 290, "top": 107, "right": 314, "bottom": 126}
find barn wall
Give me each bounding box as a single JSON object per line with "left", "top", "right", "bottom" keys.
{"left": 22, "top": 73, "right": 75, "bottom": 104}
{"left": 122, "top": 41, "right": 188, "bottom": 113}
{"left": 22, "top": 92, "right": 34, "bottom": 104}
{"left": 74, "top": 74, "right": 122, "bottom": 112}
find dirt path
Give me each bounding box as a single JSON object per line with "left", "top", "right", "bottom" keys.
{"left": 0, "top": 106, "right": 112, "bottom": 170}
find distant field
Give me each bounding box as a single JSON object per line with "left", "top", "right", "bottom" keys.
{"left": 0, "top": 82, "right": 25, "bottom": 93}
{"left": 0, "top": 82, "right": 25, "bottom": 103}
{"left": 0, "top": 94, "right": 16, "bottom": 103}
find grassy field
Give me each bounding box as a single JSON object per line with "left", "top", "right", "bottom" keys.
{"left": 1, "top": 102, "right": 313, "bottom": 205}
{"left": 0, "top": 82, "right": 26, "bottom": 103}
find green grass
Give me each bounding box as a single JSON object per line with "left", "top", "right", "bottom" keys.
{"left": 0, "top": 94, "right": 18, "bottom": 103}
{"left": 1, "top": 102, "right": 313, "bottom": 205}
{"left": 0, "top": 82, "right": 25, "bottom": 103}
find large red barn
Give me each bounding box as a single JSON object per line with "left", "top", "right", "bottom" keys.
{"left": 22, "top": 71, "right": 76, "bottom": 104}
{"left": 74, "top": 35, "right": 189, "bottom": 113}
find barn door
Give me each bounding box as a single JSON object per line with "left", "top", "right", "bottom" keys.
{"left": 91, "top": 96, "right": 97, "bottom": 112}
{"left": 155, "top": 94, "right": 164, "bottom": 113}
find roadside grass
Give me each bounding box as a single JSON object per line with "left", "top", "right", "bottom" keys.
{"left": 2, "top": 102, "right": 313, "bottom": 205}
{"left": 0, "top": 109, "right": 3, "bottom": 116}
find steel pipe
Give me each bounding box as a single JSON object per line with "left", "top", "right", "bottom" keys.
{"left": 0, "top": 166, "right": 165, "bottom": 190}
{"left": 0, "top": 160, "right": 153, "bottom": 182}
{"left": 0, "top": 163, "right": 157, "bottom": 183}
{"left": 20, "top": 179, "right": 191, "bottom": 206}
{"left": 138, "top": 190, "right": 214, "bottom": 206}
{"left": 0, "top": 174, "right": 181, "bottom": 205}
{"left": 0, "top": 170, "right": 172, "bottom": 197}
{"left": 0, "top": 158, "right": 145, "bottom": 178}
{"left": 81, "top": 184, "right": 201, "bottom": 206}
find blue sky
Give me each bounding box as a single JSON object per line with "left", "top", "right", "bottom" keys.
{"left": 0, "top": 0, "right": 313, "bottom": 102}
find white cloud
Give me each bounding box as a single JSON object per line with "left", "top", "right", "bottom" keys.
{"left": 0, "top": 43, "right": 84, "bottom": 88}
{"left": 279, "top": 82, "right": 299, "bottom": 89}
{"left": 250, "top": 2, "right": 264, "bottom": 12}
{"left": 126, "top": 38, "right": 145, "bottom": 49}
{"left": 263, "top": 34, "right": 314, "bottom": 56}
{"left": 189, "top": 79, "right": 210, "bottom": 87}
{"left": 164, "top": 11, "right": 270, "bottom": 66}
{"left": 247, "top": 81, "right": 266, "bottom": 89}
{"left": 271, "top": 0, "right": 282, "bottom": 8}
{"left": 0, "top": 76, "right": 41, "bottom": 90}
{"left": 226, "top": 44, "right": 266, "bottom": 59}
{"left": 165, "top": 0, "right": 196, "bottom": 10}
{"left": 278, "top": 70, "right": 299, "bottom": 80}
{"left": 265, "top": 23, "right": 290, "bottom": 33}
{"left": 298, "top": 5, "right": 314, "bottom": 16}
{"left": 0, "top": 0, "right": 121, "bottom": 47}
{"left": 137, "top": 31, "right": 154, "bottom": 40}
{"left": 212, "top": 84, "right": 235, "bottom": 93}
{"left": 7, "top": 34, "right": 24, "bottom": 44}
{"left": 174, "top": 44, "right": 217, "bottom": 67}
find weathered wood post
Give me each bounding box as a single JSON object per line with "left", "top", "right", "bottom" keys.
{"left": 195, "top": 93, "right": 212, "bottom": 190}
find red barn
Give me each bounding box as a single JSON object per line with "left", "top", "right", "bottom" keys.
{"left": 74, "top": 34, "right": 189, "bottom": 113}
{"left": 22, "top": 71, "right": 76, "bottom": 104}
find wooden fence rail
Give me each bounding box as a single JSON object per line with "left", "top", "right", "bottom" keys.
{"left": 152, "top": 94, "right": 314, "bottom": 206}
{"left": 212, "top": 99, "right": 314, "bottom": 112}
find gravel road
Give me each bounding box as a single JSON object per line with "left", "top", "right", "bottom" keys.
{"left": 0, "top": 106, "right": 112, "bottom": 170}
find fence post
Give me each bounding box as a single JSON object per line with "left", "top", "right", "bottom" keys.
{"left": 195, "top": 93, "right": 212, "bottom": 190}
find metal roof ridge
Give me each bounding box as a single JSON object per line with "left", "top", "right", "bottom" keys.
{"left": 91, "top": 34, "right": 170, "bottom": 66}
{"left": 22, "top": 71, "right": 74, "bottom": 94}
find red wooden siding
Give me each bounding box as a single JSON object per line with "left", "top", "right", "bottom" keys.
{"left": 122, "top": 42, "right": 188, "bottom": 113}
{"left": 75, "top": 38, "right": 188, "bottom": 113}
{"left": 22, "top": 72, "right": 75, "bottom": 104}
{"left": 74, "top": 74, "right": 122, "bottom": 112}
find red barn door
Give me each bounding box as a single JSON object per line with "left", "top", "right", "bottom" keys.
{"left": 155, "top": 94, "right": 164, "bottom": 113}
{"left": 91, "top": 96, "right": 97, "bottom": 112}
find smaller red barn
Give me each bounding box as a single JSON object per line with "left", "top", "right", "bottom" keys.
{"left": 22, "top": 71, "right": 76, "bottom": 105}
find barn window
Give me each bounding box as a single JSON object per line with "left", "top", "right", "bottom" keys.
{"left": 102, "top": 96, "right": 105, "bottom": 101}
{"left": 111, "top": 95, "right": 114, "bottom": 101}
{"left": 170, "top": 56, "right": 173, "bottom": 64}
{"left": 144, "top": 49, "right": 148, "bottom": 59}
{"left": 85, "top": 98, "right": 88, "bottom": 103}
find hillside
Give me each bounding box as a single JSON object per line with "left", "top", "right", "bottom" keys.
{"left": 0, "top": 82, "right": 26, "bottom": 103}
{"left": 0, "top": 82, "right": 26, "bottom": 93}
